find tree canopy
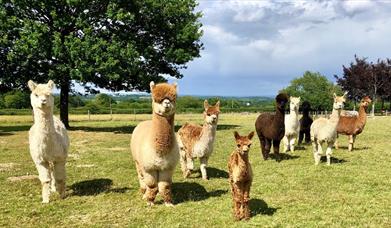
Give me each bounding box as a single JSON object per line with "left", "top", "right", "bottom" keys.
{"left": 281, "top": 71, "right": 342, "bottom": 111}
{"left": 0, "top": 0, "right": 203, "bottom": 127}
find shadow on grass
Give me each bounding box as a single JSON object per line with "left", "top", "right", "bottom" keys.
{"left": 0, "top": 131, "right": 14, "bottom": 136}
{"left": 172, "top": 182, "right": 228, "bottom": 204}
{"left": 207, "top": 167, "right": 229, "bottom": 179}
{"left": 70, "top": 125, "right": 135, "bottom": 134}
{"left": 0, "top": 125, "right": 31, "bottom": 133}
{"left": 269, "top": 153, "right": 300, "bottom": 162}
{"left": 320, "top": 156, "right": 347, "bottom": 164}
{"left": 249, "top": 198, "right": 278, "bottom": 216}
{"left": 336, "top": 146, "right": 370, "bottom": 151}
{"left": 70, "top": 178, "right": 131, "bottom": 196}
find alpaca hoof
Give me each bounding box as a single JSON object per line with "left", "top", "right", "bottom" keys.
{"left": 42, "top": 199, "right": 49, "bottom": 204}
{"left": 164, "top": 202, "right": 174, "bottom": 207}
{"left": 202, "top": 176, "right": 209, "bottom": 180}
{"left": 147, "top": 201, "right": 155, "bottom": 206}
{"left": 142, "top": 194, "right": 147, "bottom": 200}
{"left": 183, "top": 170, "right": 191, "bottom": 178}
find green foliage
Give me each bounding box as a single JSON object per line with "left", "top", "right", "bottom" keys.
{"left": 95, "top": 94, "right": 113, "bottom": 107}
{"left": 2, "top": 91, "right": 30, "bottom": 109}
{"left": 281, "top": 71, "right": 342, "bottom": 110}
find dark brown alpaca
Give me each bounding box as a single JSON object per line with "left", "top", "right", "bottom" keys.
{"left": 335, "top": 96, "right": 372, "bottom": 151}
{"left": 298, "top": 101, "right": 313, "bottom": 145}
{"left": 228, "top": 131, "right": 254, "bottom": 221}
{"left": 255, "top": 93, "right": 288, "bottom": 160}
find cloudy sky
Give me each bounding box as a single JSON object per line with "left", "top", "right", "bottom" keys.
{"left": 174, "top": 0, "right": 391, "bottom": 96}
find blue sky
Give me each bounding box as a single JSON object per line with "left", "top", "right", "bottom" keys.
{"left": 173, "top": 0, "right": 391, "bottom": 96}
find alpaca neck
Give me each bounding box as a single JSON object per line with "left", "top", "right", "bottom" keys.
{"left": 357, "top": 105, "right": 368, "bottom": 126}
{"left": 151, "top": 113, "right": 175, "bottom": 155}
{"left": 289, "top": 108, "right": 299, "bottom": 120}
{"left": 33, "top": 107, "right": 55, "bottom": 132}
{"left": 303, "top": 109, "right": 310, "bottom": 118}
{"left": 275, "top": 107, "right": 285, "bottom": 124}
{"left": 329, "top": 108, "right": 341, "bottom": 127}
{"left": 202, "top": 122, "right": 217, "bottom": 139}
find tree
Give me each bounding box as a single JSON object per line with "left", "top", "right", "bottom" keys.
{"left": 95, "top": 93, "right": 113, "bottom": 107}
{"left": 281, "top": 71, "right": 342, "bottom": 111}
{"left": 3, "top": 91, "right": 30, "bottom": 109}
{"left": 0, "top": 0, "right": 203, "bottom": 127}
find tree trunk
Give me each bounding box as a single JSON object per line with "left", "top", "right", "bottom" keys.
{"left": 60, "top": 80, "right": 70, "bottom": 128}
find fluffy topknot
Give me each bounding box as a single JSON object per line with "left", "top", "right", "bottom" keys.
{"left": 150, "top": 82, "right": 177, "bottom": 103}
{"left": 276, "top": 93, "right": 288, "bottom": 103}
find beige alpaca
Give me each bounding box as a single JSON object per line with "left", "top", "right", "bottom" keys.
{"left": 131, "top": 82, "right": 179, "bottom": 206}
{"left": 283, "top": 97, "right": 301, "bottom": 153}
{"left": 28, "top": 80, "right": 69, "bottom": 203}
{"left": 228, "top": 131, "right": 254, "bottom": 221}
{"left": 311, "top": 92, "right": 347, "bottom": 165}
{"left": 177, "top": 100, "right": 220, "bottom": 180}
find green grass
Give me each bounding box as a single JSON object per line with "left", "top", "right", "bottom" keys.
{"left": 0, "top": 114, "right": 390, "bottom": 227}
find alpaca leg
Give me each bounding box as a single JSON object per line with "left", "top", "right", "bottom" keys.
{"left": 49, "top": 165, "right": 56, "bottom": 193}
{"left": 334, "top": 133, "right": 339, "bottom": 149}
{"left": 134, "top": 161, "right": 146, "bottom": 195}
{"left": 263, "top": 139, "right": 272, "bottom": 160}
{"left": 179, "top": 151, "right": 189, "bottom": 178}
{"left": 200, "top": 157, "right": 209, "bottom": 180}
{"left": 243, "top": 181, "right": 251, "bottom": 220}
{"left": 283, "top": 136, "right": 289, "bottom": 153}
{"left": 272, "top": 140, "right": 281, "bottom": 161}
{"left": 290, "top": 137, "right": 296, "bottom": 153}
{"left": 52, "top": 160, "right": 66, "bottom": 199}
{"left": 305, "top": 130, "right": 311, "bottom": 144}
{"left": 312, "top": 140, "right": 321, "bottom": 165}
{"left": 258, "top": 135, "right": 267, "bottom": 160}
{"left": 348, "top": 135, "right": 355, "bottom": 151}
{"left": 326, "top": 143, "right": 333, "bottom": 165}
{"left": 232, "top": 183, "right": 243, "bottom": 220}
{"left": 298, "top": 130, "right": 304, "bottom": 145}
{"left": 158, "top": 170, "right": 174, "bottom": 206}
{"left": 143, "top": 171, "right": 158, "bottom": 205}
{"left": 35, "top": 161, "right": 51, "bottom": 203}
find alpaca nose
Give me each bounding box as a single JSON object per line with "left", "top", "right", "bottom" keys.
{"left": 163, "top": 99, "right": 171, "bottom": 108}
{"left": 41, "top": 98, "right": 47, "bottom": 104}
{"left": 243, "top": 146, "right": 249, "bottom": 152}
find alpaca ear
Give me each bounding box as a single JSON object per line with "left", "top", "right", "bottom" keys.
{"left": 215, "top": 100, "right": 220, "bottom": 109}
{"left": 28, "top": 80, "right": 37, "bottom": 91}
{"left": 150, "top": 81, "right": 155, "bottom": 91}
{"left": 248, "top": 131, "right": 255, "bottom": 140}
{"left": 343, "top": 91, "right": 348, "bottom": 97}
{"left": 234, "top": 131, "right": 240, "bottom": 140}
{"left": 333, "top": 93, "right": 337, "bottom": 99}
{"left": 204, "top": 100, "right": 209, "bottom": 110}
{"left": 47, "top": 80, "right": 55, "bottom": 90}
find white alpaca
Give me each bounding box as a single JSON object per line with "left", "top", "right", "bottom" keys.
{"left": 311, "top": 92, "right": 347, "bottom": 165}
{"left": 131, "top": 82, "right": 179, "bottom": 206}
{"left": 177, "top": 100, "right": 220, "bottom": 180}
{"left": 283, "top": 97, "right": 301, "bottom": 153}
{"left": 28, "top": 80, "right": 69, "bottom": 203}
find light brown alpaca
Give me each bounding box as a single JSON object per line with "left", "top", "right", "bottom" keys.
{"left": 335, "top": 96, "right": 372, "bottom": 151}
{"left": 228, "top": 131, "right": 254, "bottom": 221}
{"left": 131, "top": 81, "right": 179, "bottom": 206}
{"left": 311, "top": 92, "right": 347, "bottom": 165}
{"left": 177, "top": 100, "right": 220, "bottom": 180}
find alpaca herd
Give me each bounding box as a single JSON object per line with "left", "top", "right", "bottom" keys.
{"left": 26, "top": 80, "right": 373, "bottom": 220}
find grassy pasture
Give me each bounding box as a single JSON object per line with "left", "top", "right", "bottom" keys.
{"left": 0, "top": 113, "right": 390, "bottom": 227}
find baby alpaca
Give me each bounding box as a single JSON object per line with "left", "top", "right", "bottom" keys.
{"left": 228, "top": 131, "right": 254, "bottom": 221}
{"left": 283, "top": 97, "right": 301, "bottom": 152}
{"left": 255, "top": 93, "right": 288, "bottom": 160}
{"left": 177, "top": 100, "right": 220, "bottom": 179}
{"left": 28, "top": 80, "right": 69, "bottom": 203}
{"left": 311, "top": 92, "right": 347, "bottom": 165}
{"left": 131, "top": 82, "right": 179, "bottom": 206}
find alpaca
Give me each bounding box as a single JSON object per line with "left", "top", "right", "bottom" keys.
{"left": 28, "top": 80, "right": 69, "bottom": 203}
{"left": 228, "top": 131, "right": 254, "bottom": 221}
{"left": 298, "top": 101, "right": 313, "bottom": 145}
{"left": 177, "top": 100, "right": 220, "bottom": 180}
{"left": 335, "top": 96, "right": 372, "bottom": 151}
{"left": 131, "top": 81, "right": 179, "bottom": 206}
{"left": 310, "top": 92, "right": 347, "bottom": 165}
{"left": 283, "top": 97, "right": 301, "bottom": 152}
{"left": 255, "top": 93, "right": 288, "bottom": 160}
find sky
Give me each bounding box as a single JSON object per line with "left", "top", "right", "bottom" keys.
{"left": 172, "top": 0, "right": 391, "bottom": 96}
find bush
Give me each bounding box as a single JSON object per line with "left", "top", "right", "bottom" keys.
{"left": 3, "top": 91, "right": 30, "bottom": 109}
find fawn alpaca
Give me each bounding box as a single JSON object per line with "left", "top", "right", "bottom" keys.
{"left": 283, "top": 97, "right": 301, "bottom": 152}
{"left": 177, "top": 100, "right": 220, "bottom": 179}
{"left": 255, "top": 93, "right": 288, "bottom": 160}
{"left": 311, "top": 92, "right": 347, "bottom": 165}
{"left": 228, "top": 131, "right": 255, "bottom": 221}
{"left": 336, "top": 96, "right": 372, "bottom": 151}
{"left": 28, "top": 80, "right": 69, "bottom": 203}
{"left": 298, "top": 101, "right": 313, "bottom": 145}
{"left": 131, "top": 82, "right": 179, "bottom": 206}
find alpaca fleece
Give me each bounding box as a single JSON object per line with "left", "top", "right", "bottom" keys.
{"left": 299, "top": 101, "right": 313, "bottom": 144}
{"left": 255, "top": 93, "right": 288, "bottom": 160}
{"left": 283, "top": 97, "right": 301, "bottom": 152}
{"left": 131, "top": 82, "right": 179, "bottom": 206}
{"left": 28, "top": 80, "right": 69, "bottom": 203}
{"left": 228, "top": 131, "right": 254, "bottom": 221}
{"left": 336, "top": 96, "right": 371, "bottom": 151}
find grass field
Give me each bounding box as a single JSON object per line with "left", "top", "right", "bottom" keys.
{"left": 0, "top": 113, "right": 390, "bottom": 227}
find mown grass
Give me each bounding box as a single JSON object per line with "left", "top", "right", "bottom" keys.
{"left": 0, "top": 113, "right": 390, "bottom": 227}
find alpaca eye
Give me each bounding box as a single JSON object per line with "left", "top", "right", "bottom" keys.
{"left": 35, "top": 94, "right": 38, "bottom": 97}
{"left": 248, "top": 144, "right": 251, "bottom": 148}
{"left": 237, "top": 144, "right": 241, "bottom": 148}
{"left": 207, "top": 114, "right": 211, "bottom": 116}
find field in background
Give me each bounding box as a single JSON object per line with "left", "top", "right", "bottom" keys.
{"left": 0, "top": 114, "right": 390, "bottom": 227}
